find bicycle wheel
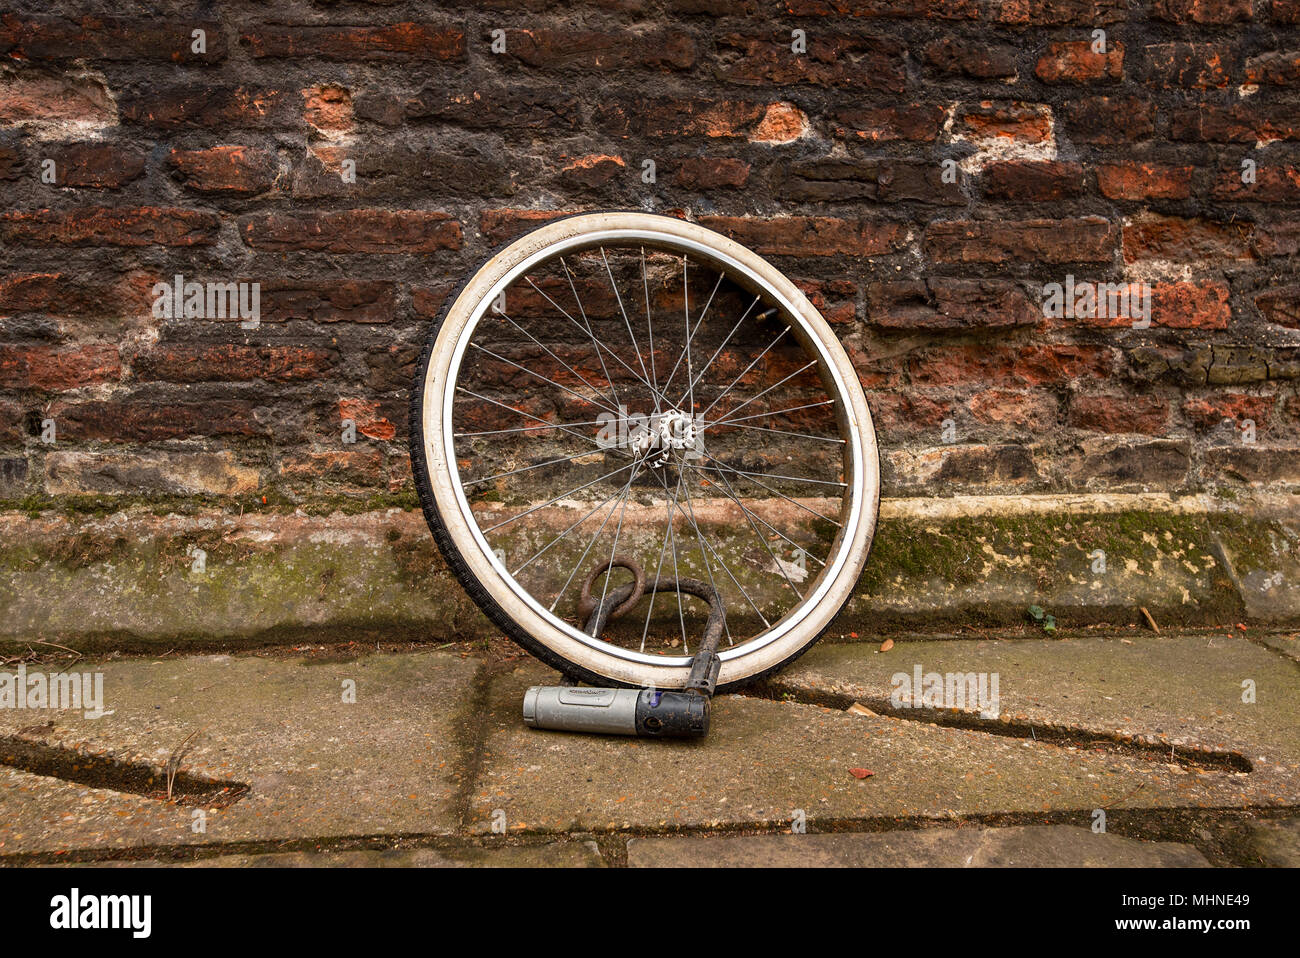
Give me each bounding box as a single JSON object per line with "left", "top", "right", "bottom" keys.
{"left": 410, "top": 211, "right": 879, "bottom": 691}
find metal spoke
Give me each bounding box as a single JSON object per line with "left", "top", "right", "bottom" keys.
{"left": 641, "top": 247, "right": 659, "bottom": 413}
{"left": 698, "top": 462, "right": 846, "bottom": 489}
{"left": 695, "top": 326, "right": 791, "bottom": 420}
{"left": 640, "top": 468, "right": 686, "bottom": 653}
{"left": 701, "top": 419, "right": 844, "bottom": 444}
{"left": 675, "top": 468, "right": 738, "bottom": 645}
{"left": 675, "top": 294, "right": 761, "bottom": 408}
{"left": 549, "top": 464, "right": 641, "bottom": 613}
{"left": 493, "top": 309, "right": 619, "bottom": 414}
{"left": 455, "top": 387, "right": 610, "bottom": 449}
{"left": 456, "top": 417, "right": 610, "bottom": 438}
{"left": 704, "top": 359, "right": 820, "bottom": 430}
{"left": 702, "top": 399, "right": 836, "bottom": 430}
{"left": 525, "top": 273, "right": 667, "bottom": 407}
{"left": 482, "top": 460, "right": 636, "bottom": 534}
{"left": 465, "top": 447, "right": 611, "bottom": 487}
{"left": 591, "top": 458, "right": 639, "bottom": 637}
{"left": 704, "top": 464, "right": 805, "bottom": 600}
{"left": 560, "top": 257, "right": 621, "bottom": 412}
{"left": 469, "top": 342, "right": 620, "bottom": 417}
{"left": 659, "top": 269, "right": 727, "bottom": 405}
{"left": 690, "top": 465, "right": 824, "bottom": 567}
{"left": 600, "top": 246, "right": 653, "bottom": 402}
{"left": 512, "top": 485, "right": 627, "bottom": 576}
{"left": 695, "top": 460, "right": 842, "bottom": 527}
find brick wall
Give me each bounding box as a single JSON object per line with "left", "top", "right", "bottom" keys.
{"left": 1, "top": 0, "right": 1297, "bottom": 507}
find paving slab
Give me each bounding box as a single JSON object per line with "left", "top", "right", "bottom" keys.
{"left": 469, "top": 661, "right": 1296, "bottom": 835}
{"left": 771, "top": 634, "right": 1300, "bottom": 774}
{"left": 1246, "top": 817, "right": 1300, "bottom": 867}
{"left": 627, "top": 826, "right": 1210, "bottom": 868}
{"left": 0, "top": 651, "right": 480, "bottom": 856}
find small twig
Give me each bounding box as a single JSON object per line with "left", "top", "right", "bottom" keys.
{"left": 165, "top": 728, "right": 203, "bottom": 802}
{"left": 1139, "top": 607, "right": 1160, "bottom": 635}
{"left": 29, "top": 639, "right": 83, "bottom": 660}
{"left": 1099, "top": 782, "right": 1148, "bottom": 810}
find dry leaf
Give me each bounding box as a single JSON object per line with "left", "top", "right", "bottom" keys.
{"left": 849, "top": 767, "right": 874, "bottom": 779}
{"left": 879, "top": 638, "right": 894, "bottom": 653}
{"left": 847, "top": 702, "right": 876, "bottom": 718}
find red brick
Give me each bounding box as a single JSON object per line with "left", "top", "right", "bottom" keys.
{"left": 355, "top": 87, "right": 581, "bottom": 132}
{"left": 1035, "top": 41, "right": 1124, "bottom": 83}
{"left": 968, "top": 389, "right": 1058, "bottom": 431}
{"left": 119, "top": 86, "right": 290, "bottom": 130}
{"left": 46, "top": 143, "right": 146, "bottom": 189}
{"left": 0, "top": 15, "right": 226, "bottom": 62}
{"left": 0, "top": 207, "right": 217, "bottom": 247}
{"left": 783, "top": 0, "right": 978, "bottom": 16}
{"left": 908, "top": 344, "right": 1114, "bottom": 387}
{"left": 278, "top": 449, "right": 384, "bottom": 485}
{"left": 1274, "top": 0, "right": 1300, "bottom": 22}
{"left": 1145, "top": 43, "right": 1235, "bottom": 88}
{"left": 1122, "top": 214, "right": 1253, "bottom": 265}
{"left": 303, "top": 85, "right": 353, "bottom": 134}
{"left": 673, "top": 157, "right": 751, "bottom": 189}
{"left": 49, "top": 400, "right": 264, "bottom": 441}
{"left": 698, "top": 215, "right": 906, "bottom": 257}
{"left": 240, "top": 210, "right": 461, "bottom": 254}
{"left": 559, "top": 154, "right": 626, "bottom": 188}
{"left": 983, "top": 161, "right": 1086, "bottom": 201}
{"left": 0, "top": 272, "right": 148, "bottom": 318}
{"left": 132, "top": 345, "right": 336, "bottom": 383}
{"left": 240, "top": 23, "right": 464, "bottom": 61}
{"left": 1151, "top": 281, "right": 1228, "bottom": 330}
{"left": 411, "top": 285, "right": 454, "bottom": 320}
{"left": 1097, "top": 162, "right": 1194, "bottom": 200}
{"left": 1153, "top": 0, "right": 1253, "bottom": 22}
{"left": 1170, "top": 102, "right": 1300, "bottom": 142}
{"left": 480, "top": 209, "right": 582, "bottom": 245}
{"left": 1065, "top": 96, "right": 1156, "bottom": 144}
{"left": 259, "top": 280, "right": 396, "bottom": 324}
{"left": 925, "top": 36, "right": 1018, "bottom": 79}
{"left": 1256, "top": 285, "right": 1300, "bottom": 328}
{"left": 925, "top": 217, "right": 1116, "bottom": 265}
{"left": 501, "top": 28, "right": 695, "bottom": 70}
{"left": 717, "top": 33, "right": 906, "bottom": 91}
{"left": 831, "top": 103, "right": 945, "bottom": 143}
{"left": 866, "top": 279, "right": 1040, "bottom": 331}
{"left": 1245, "top": 50, "right": 1300, "bottom": 85}
{"left": 594, "top": 98, "right": 768, "bottom": 139}
{"left": 752, "top": 102, "right": 809, "bottom": 143}
{"left": 795, "top": 278, "right": 857, "bottom": 325}
{"left": 0, "top": 343, "right": 120, "bottom": 391}
{"left": 952, "top": 102, "right": 1053, "bottom": 143}
{"left": 1255, "top": 218, "right": 1300, "bottom": 257}
{"left": 988, "top": 0, "right": 1126, "bottom": 25}
{"left": 863, "top": 392, "right": 950, "bottom": 440}
{"left": 1069, "top": 394, "right": 1170, "bottom": 434}
{"left": 1182, "top": 394, "right": 1276, "bottom": 429}
{"left": 1046, "top": 280, "right": 1230, "bottom": 330}
{"left": 169, "top": 146, "right": 277, "bottom": 195}
{"left": 1212, "top": 164, "right": 1300, "bottom": 201}
{"left": 0, "top": 71, "right": 115, "bottom": 127}
{"left": 338, "top": 399, "right": 397, "bottom": 441}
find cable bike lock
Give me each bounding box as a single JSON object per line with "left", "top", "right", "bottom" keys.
{"left": 522, "top": 557, "right": 724, "bottom": 738}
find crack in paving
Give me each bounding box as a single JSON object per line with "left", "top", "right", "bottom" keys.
{"left": 0, "top": 731, "right": 249, "bottom": 809}
{"left": 2, "top": 806, "right": 1294, "bottom": 869}
{"left": 740, "top": 684, "right": 1253, "bottom": 773}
